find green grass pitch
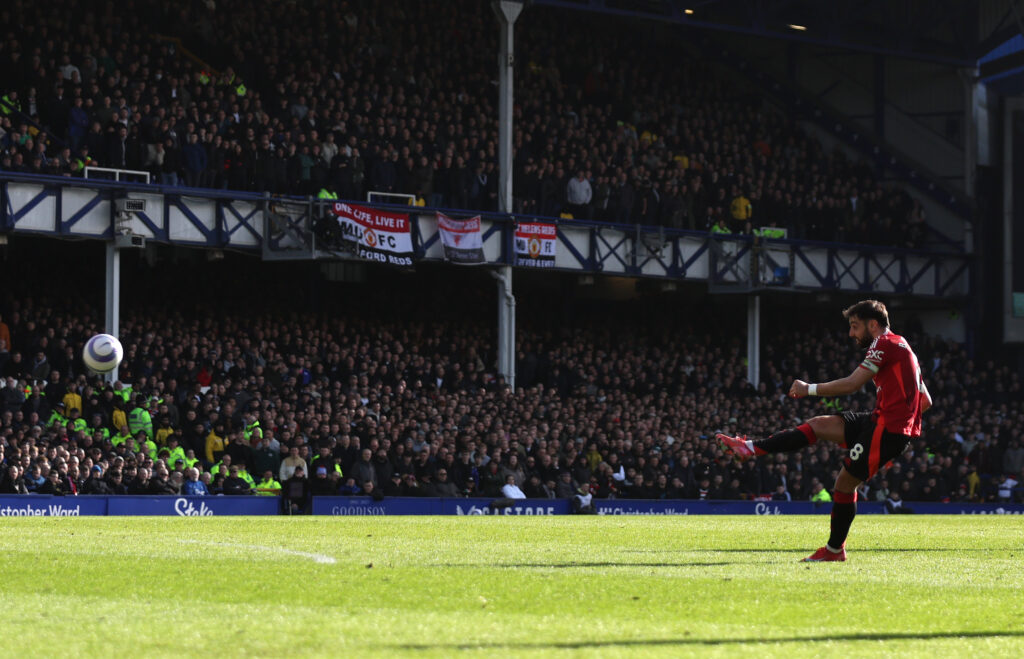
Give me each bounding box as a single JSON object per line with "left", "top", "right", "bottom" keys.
{"left": 1, "top": 516, "right": 1021, "bottom": 657}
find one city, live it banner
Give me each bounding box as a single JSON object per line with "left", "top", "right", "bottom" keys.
{"left": 514, "top": 221, "right": 556, "bottom": 267}
{"left": 437, "top": 212, "right": 485, "bottom": 264}
{"left": 330, "top": 202, "right": 414, "bottom": 266}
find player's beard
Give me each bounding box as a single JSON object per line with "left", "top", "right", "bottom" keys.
{"left": 854, "top": 332, "right": 872, "bottom": 349}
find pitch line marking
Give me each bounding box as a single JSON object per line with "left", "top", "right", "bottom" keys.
{"left": 180, "top": 539, "right": 337, "bottom": 564}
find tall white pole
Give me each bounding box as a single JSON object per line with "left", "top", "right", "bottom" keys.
{"left": 747, "top": 294, "right": 760, "bottom": 388}
{"left": 104, "top": 242, "right": 121, "bottom": 383}
{"left": 961, "top": 66, "right": 978, "bottom": 253}
{"left": 492, "top": 0, "right": 522, "bottom": 389}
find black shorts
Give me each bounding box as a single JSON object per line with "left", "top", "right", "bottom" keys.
{"left": 839, "top": 411, "right": 912, "bottom": 482}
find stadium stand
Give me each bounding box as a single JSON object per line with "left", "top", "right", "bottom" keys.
{"left": 0, "top": 0, "right": 930, "bottom": 247}
{"left": 0, "top": 248, "right": 1020, "bottom": 505}
{"left": 0, "top": 1, "right": 1010, "bottom": 507}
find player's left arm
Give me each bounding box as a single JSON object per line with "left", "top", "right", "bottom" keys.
{"left": 919, "top": 380, "right": 932, "bottom": 412}
{"left": 789, "top": 366, "right": 873, "bottom": 398}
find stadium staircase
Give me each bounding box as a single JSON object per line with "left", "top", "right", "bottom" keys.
{"left": 708, "top": 38, "right": 973, "bottom": 249}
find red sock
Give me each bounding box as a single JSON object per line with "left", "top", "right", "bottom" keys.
{"left": 797, "top": 423, "right": 817, "bottom": 445}
{"left": 828, "top": 491, "right": 857, "bottom": 549}
{"left": 752, "top": 425, "right": 817, "bottom": 455}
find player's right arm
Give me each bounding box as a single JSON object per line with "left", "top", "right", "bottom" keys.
{"left": 789, "top": 365, "right": 873, "bottom": 398}
{"left": 793, "top": 336, "right": 888, "bottom": 397}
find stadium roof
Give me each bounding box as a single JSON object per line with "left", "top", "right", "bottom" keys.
{"left": 530, "top": 0, "right": 1022, "bottom": 67}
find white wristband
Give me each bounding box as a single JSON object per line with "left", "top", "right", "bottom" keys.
{"left": 808, "top": 384, "right": 819, "bottom": 396}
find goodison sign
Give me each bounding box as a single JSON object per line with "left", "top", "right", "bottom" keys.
{"left": 311, "top": 497, "right": 571, "bottom": 515}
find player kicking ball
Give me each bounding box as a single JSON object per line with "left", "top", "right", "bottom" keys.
{"left": 717, "top": 300, "right": 931, "bottom": 562}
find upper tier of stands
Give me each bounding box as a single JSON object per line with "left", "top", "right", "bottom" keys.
{"left": 0, "top": 0, "right": 930, "bottom": 248}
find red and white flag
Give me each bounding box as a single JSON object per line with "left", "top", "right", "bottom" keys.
{"left": 514, "top": 221, "right": 556, "bottom": 268}
{"left": 330, "top": 202, "right": 414, "bottom": 267}
{"left": 437, "top": 212, "right": 485, "bottom": 264}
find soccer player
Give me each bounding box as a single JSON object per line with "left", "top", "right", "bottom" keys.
{"left": 717, "top": 300, "right": 931, "bottom": 562}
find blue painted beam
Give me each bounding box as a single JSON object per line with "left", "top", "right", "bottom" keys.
{"left": 0, "top": 173, "right": 970, "bottom": 299}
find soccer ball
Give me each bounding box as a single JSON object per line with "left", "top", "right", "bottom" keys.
{"left": 83, "top": 333, "right": 124, "bottom": 374}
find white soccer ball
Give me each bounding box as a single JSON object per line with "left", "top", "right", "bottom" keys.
{"left": 83, "top": 333, "right": 124, "bottom": 374}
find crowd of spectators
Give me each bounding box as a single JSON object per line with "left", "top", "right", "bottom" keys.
{"left": 0, "top": 0, "right": 930, "bottom": 247}
{"left": 0, "top": 260, "right": 1021, "bottom": 508}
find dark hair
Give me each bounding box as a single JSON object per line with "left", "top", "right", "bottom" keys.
{"left": 843, "top": 299, "right": 889, "bottom": 329}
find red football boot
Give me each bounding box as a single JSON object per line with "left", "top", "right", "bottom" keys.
{"left": 716, "top": 433, "right": 754, "bottom": 462}
{"left": 802, "top": 545, "right": 847, "bottom": 562}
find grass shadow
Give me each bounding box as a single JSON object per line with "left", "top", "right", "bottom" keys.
{"left": 622, "top": 548, "right": 1004, "bottom": 554}
{"left": 395, "top": 630, "right": 1024, "bottom": 651}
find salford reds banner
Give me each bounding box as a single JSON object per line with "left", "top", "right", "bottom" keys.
{"left": 331, "top": 202, "right": 414, "bottom": 266}
{"left": 437, "top": 212, "right": 485, "bottom": 264}
{"left": 515, "top": 221, "right": 556, "bottom": 267}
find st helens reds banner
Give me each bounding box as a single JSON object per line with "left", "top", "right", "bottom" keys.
{"left": 437, "top": 212, "right": 485, "bottom": 264}
{"left": 515, "top": 221, "right": 556, "bottom": 267}
{"left": 331, "top": 202, "right": 414, "bottom": 266}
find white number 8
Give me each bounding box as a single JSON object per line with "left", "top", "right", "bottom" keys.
{"left": 849, "top": 443, "right": 864, "bottom": 460}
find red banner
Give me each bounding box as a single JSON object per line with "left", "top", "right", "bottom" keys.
{"left": 330, "top": 202, "right": 414, "bottom": 266}
{"left": 515, "top": 221, "right": 556, "bottom": 268}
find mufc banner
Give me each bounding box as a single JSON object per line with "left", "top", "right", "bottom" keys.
{"left": 437, "top": 212, "right": 485, "bottom": 264}
{"left": 330, "top": 202, "right": 414, "bottom": 266}
{"left": 514, "top": 221, "right": 556, "bottom": 268}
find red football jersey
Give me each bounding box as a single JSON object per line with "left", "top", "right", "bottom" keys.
{"left": 857, "top": 329, "right": 926, "bottom": 436}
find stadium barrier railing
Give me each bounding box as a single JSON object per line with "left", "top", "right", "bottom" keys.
{"left": 0, "top": 171, "right": 971, "bottom": 296}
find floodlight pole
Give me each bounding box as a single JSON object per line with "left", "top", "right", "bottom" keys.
{"left": 493, "top": 0, "right": 522, "bottom": 390}
{"left": 104, "top": 242, "right": 121, "bottom": 383}
{"left": 747, "top": 294, "right": 760, "bottom": 389}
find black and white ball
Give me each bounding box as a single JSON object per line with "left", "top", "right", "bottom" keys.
{"left": 83, "top": 333, "right": 124, "bottom": 373}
